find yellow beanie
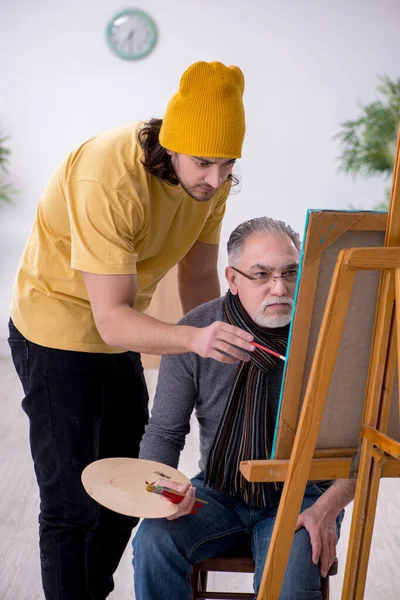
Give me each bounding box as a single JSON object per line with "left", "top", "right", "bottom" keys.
{"left": 159, "top": 61, "right": 245, "bottom": 159}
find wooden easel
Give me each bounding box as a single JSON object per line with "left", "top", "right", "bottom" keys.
{"left": 240, "top": 130, "right": 400, "bottom": 600}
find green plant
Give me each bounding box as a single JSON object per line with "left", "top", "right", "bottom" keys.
{"left": 0, "top": 134, "right": 15, "bottom": 205}
{"left": 336, "top": 76, "right": 400, "bottom": 209}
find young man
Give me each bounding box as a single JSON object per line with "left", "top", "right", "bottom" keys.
{"left": 134, "top": 217, "right": 356, "bottom": 600}
{"left": 8, "top": 61, "right": 253, "bottom": 600}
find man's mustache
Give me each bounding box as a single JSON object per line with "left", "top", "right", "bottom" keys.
{"left": 261, "top": 296, "right": 294, "bottom": 310}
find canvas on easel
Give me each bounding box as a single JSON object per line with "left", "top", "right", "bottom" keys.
{"left": 240, "top": 131, "right": 400, "bottom": 599}
{"left": 273, "top": 209, "right": 400, "bottom": 458}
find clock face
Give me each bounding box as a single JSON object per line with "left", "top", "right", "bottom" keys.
{"left": 106, "top": 9, "right": 157, "bottom": 60}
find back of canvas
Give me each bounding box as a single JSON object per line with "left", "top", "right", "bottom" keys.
{"left": 272, "top": 211, "right": 399, "bottom": 458}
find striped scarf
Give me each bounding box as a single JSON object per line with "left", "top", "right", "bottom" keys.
{"left": 204, "top": 292, "right": 289, "bottom": 506}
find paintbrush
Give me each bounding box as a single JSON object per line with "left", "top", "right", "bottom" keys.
{"left": 251, "top": 341, "right": 286, "bottom": 361}
{"left": 146, "top": 483, "right": 208, "bottom": 514}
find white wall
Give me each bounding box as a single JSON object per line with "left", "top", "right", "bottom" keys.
{"left": 1, "top": 0, "right": 399, "bottom": 340}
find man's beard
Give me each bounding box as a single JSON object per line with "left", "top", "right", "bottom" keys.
{"left": 170, "top": 155, "right": 218, "bottom": 202}
{"left": 252, "top": 296, "right": 294, "bottom": 328}
{"left": 178, "top": 178, "right": 216, "bottom": 202}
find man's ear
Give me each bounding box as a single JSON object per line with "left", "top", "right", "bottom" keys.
{"left": 225, "top": 266, "right": 239, "bottom": 295}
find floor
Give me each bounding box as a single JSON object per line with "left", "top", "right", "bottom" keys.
{"left": 1, "top": 350, "right": 400, "bottom": 599}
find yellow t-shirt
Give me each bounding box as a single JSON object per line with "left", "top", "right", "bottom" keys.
{"left": 10, "top": 123, "right": 230, "bottom": 353}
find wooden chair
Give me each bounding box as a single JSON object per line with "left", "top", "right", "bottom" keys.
{"left": 191, "top": 546, "right": 338, "bottom": 600}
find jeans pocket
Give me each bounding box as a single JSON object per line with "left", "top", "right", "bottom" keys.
{"left": 8, "top": 327, "right": 30, "bottom": 389}
{"left": 310, "top": 482, "right": 331, "bottom": 496}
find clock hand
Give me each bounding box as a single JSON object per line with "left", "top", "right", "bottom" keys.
{"left": 122, "top": 30, "right": 134, "bottom": 53}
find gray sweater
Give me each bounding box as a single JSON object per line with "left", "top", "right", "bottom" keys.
{"left": 139, "top": 296, "right": 284, "bottom": 472}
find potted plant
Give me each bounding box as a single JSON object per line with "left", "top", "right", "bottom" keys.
{"left": 336, "top": 76, "right": 400, "bottom": 209}
{"left": 0, "top": 133, "right": 15, "bottom": 205}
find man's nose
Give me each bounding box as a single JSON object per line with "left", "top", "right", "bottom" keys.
{"left": 204, "top": 167, "right": 223, "bottom": 189}
{"left": 270, "top": 276, "right": 288, "bottom": 295}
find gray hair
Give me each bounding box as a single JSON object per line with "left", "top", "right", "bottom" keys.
{"left": 227, "top": 216, "right": 301, "bottom": 265}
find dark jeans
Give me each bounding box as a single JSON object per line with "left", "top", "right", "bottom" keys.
{"left": 8, "top": 319, "right": 149, "bottom": 600}
{"left": 134, "top": 476, "right": 343, "bottom": 600}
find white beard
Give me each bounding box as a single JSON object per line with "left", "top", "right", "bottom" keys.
{"left": 252, "top": 296, "right": 293, "bottom": 328}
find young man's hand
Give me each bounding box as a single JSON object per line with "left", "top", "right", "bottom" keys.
{"left": 190, "top": 321, "right": 254, "bottom": 364}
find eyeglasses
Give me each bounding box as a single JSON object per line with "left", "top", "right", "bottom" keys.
{"left": 230, "top": 266, "right": 298, "bottom": 285}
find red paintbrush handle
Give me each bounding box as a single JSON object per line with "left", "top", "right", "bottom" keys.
{"left": 190, "top": 504, "right": 203, "bottom": 514}
{"left": 161, "top": 490, "right": 183, "bottom": 504}
{"left": 161, "top": 490, "right": 204, "bottom": 514}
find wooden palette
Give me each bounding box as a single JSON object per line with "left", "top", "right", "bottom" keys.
{"left": 81, "top": 458, "right": 190, "bottom": 518}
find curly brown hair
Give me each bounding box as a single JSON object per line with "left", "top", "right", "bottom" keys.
{"left": 138, "top": 118, "right": 239, "bottom": 187}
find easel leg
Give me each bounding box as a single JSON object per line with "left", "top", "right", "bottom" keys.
{"left": 395, "top": 269, "right": 400, "bottom": 417}
{"left": 342, "top": 273, "right": 396, "bottom": 599}
{"left": 353, "top": 460, "right": 383, "bottom": 600}
{"left": 257, "top": 256, "right": 355, "bottom": 600}
{"left": 343, "top": 444, "right": 384, "bottom": 600}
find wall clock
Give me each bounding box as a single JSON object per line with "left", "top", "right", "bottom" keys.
{"left": 106, "top": 8, "right": 158, "bottom": 60}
